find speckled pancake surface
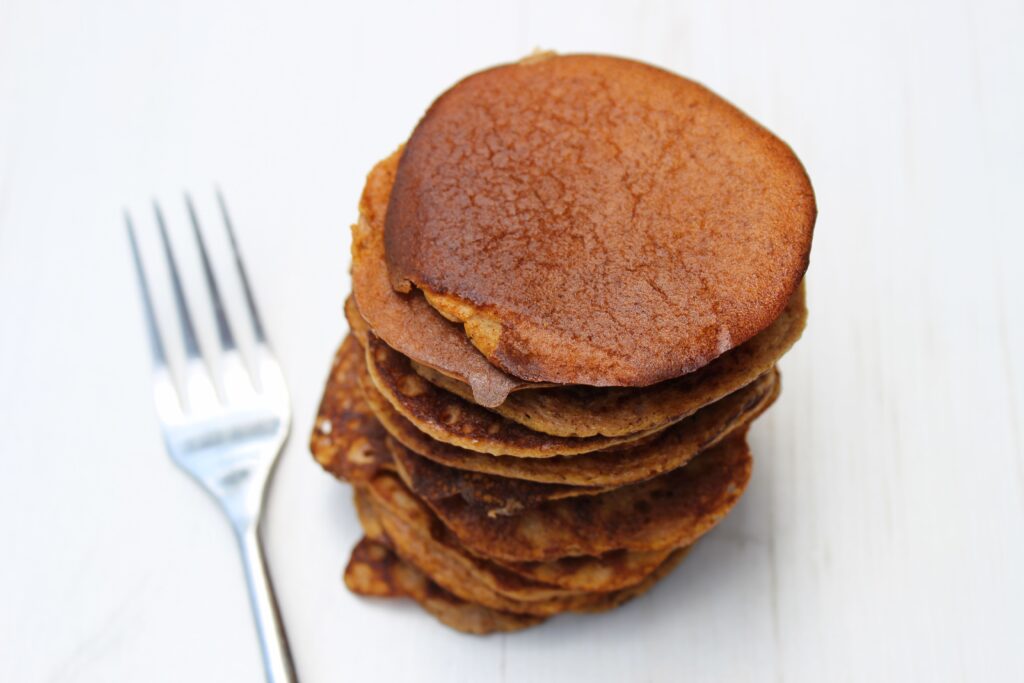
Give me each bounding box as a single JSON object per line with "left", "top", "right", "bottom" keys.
{"left": 387, "top": 436, "right": 609, "bottom": 517}
{"left": 312, "top": 335, "right": 607, "bottom": 515}
{"left": 363, "top": 332, "right": 667, "bottom": 457}
{"left": 496, "top": 547, "right": 675, "bottom": 593}
{"left": 385, "top": 54, "right": 816, "bottom": 386}
{"left": 361, "top": 356, "right": 777, "bottom": 487}
{"left": 353, "top": 482, "right": 692, "bottom": 628}
{"left": 344, "top": 537, "right": 543, "bottom": 634}
{"left": 364, "top": 482, "right": 688, "bottom": 615}
{"left": 362, "top": 478, "right": 693, "bottom": 608}
{"left": 309, "top": 334, "right": 393, "bottom": 485}
{"left": 370, "top": 465, "right": 678, "bottom": 593}
{"left": 351, "top": 149, "right": 531, "bottom": 408}
{"left": 416, "top": 432, "right": 752, "bottom": 563}
{"left": 414, "top": 286, "right": 804, "bottom": 438}
{"left": 356, "top": 487, "right": 582, "bottom": 606}
{"left": 361, "top": 477, "right": 680, "bottom": 598}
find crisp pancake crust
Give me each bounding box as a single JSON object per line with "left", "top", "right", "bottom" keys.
{"left": 385, "top": 54, "right": 815, "bottom": 385}
{"left": 418, "top": 432, "right": 753, "bottom": 563}
{"left": 311, "top": 334, "right": 608, "bottom": 514}
{"left": 363, "top": 477, "right": 685, "bottom": 615}
{"left": 344, "top": 537, "right": 544, "bottom": 634}
{"left": 362, "top": 355, "right": 777, "bottom": 487}
{"left": 495, "top": 547, "right": 674, "bottom": 593}
{"left": 309, "top": 335, "right": 393, "bottom": 484}
{"left": 387, "top": 436, "right": 610, "bottom": 516}
{"left": 413, "top": 286, "right": 805, "bottom": 438}
{"left": 363, "top": 332, "right": 667, "bottom": 457}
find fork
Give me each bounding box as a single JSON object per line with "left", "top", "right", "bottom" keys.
{"left": 126, "top": 193, "right": 296, "bottom": 683}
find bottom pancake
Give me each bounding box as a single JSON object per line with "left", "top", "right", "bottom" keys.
{"left": 344, "top": 537, "right": 544, "bottom": 634}
{"left": 358, "top": 487, "right": 582, "bottom": 607}
{"left": 361, "top": 472, "right": 689, "bottom": 608}
{"left": 494, "top": 547, "right": 676, "bottom": 593}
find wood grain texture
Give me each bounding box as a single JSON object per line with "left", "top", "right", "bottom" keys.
{"left": 0, "top": 0, "right": 1021, "bottom": 681}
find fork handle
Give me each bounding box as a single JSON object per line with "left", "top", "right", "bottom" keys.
{"left": 236, "top": 525, "right": 297, "bottom": 683}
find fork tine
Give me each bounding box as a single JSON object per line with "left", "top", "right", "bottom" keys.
{"left": 216, "top": 189, "right": 268, "bottom": 345}
{"left": 125, "top": 211, "right": 169, "bottom": 370}
{"left": 154, "top": 201, "right": 203, "bottom": 361}
{"left": 185, "top": 194, "right": 237, "bottom": 352}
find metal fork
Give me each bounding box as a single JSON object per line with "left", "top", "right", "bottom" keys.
{"left": 126, "top": 193, "right": 296, "bottom": 683}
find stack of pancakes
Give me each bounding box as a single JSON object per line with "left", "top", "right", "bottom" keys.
{"left": 311, "top": 54, "right": 815, "bottom": 634}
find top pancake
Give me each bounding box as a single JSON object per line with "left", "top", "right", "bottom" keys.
{"left": 385, "top": 53, "right": 816, "bottom": 386}
{"left": 352, "top": 149, "right": 533, "bottom": 407}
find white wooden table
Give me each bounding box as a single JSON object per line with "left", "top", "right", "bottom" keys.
{"left": 2, "top": 1, "right": 1022, "bottom": 680}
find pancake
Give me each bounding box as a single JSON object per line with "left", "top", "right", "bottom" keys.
{"left": 362, "top": 356, "right": 777, "bottom": 487}
{"left": 415, "top": 432, "right": 752, "bottom": 563}
{"left": 344, "top": 537, "right": 543, "bottom": 634}
{"left": 364, "top": 477, "right": 694, "bottom": 608}
{"left": 310, "top": 334, "right": 393, "bottom": 485}
{"left": 366, "top": 490, "right": 682, "bottom": 616}
{"left": 357, "top": 483, "right": 569, "bottom": 604}
{"left": 496, "top": 547, "right": 675, "bottom": 593}
{"left": 357, "top": 487, "right": 581, "bottom": 605}
{"left": 368, "top": 468, "right": 677, "bottom": 593}
{"left": 351, "top": 149, "right": 534, "bottom": 408}
{"left": 358, "top": 478, "right": 694, "bottom": 618}
{"left": 363, "top": 332, "right": 668, "bottom": 457}
{"left": 312, "top": 335, "right": 606, "bottom": 515}
{"left": 366, "top": 471, "right": 688, "bottom": 598}
{"left": 354, "top": 488, "right": 387, "bottom": 542}
{"left": 362, "top": 479, "right": 679, "bottom": 599}
{"left": 416, "top": 286, "right": 804, "bottom": 437}
{"left": 387, "top": 436, "right": 609, "bottom": 517}
{"left": 385, "top": 54, "right": 815, "bottom": 386}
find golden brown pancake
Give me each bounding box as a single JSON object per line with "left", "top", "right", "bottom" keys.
{"left": 344, "top": 537, "right": 543, "bottom": 634}
{"left": 363, "top": 332, "right": 667, "bottom": 457}
{"left": 312, "top": 335, "right": 606, "bottom": 515}
{"left": 414, "top": 432, "right": 752, "bottom": 563}
{"left": 356, "top": 487, "right": 582, "bottom": 607}
{"left": 366, "top": 473, "right": 680, "bottom": 596}
{"left": 495, "top": 548, "right": 675, "bottom": 593}
{"left": 385, "top": 54, "right": 815, "bottom": 386}
{"left": 387, "top": 436, "right": 609, "bottom": 517}
{"left": 309, "top": 334, "right": 393, "bottom": 485}
{"left": 344, "top": 536, "right": 689, "bottom": 634}
{"left": 364, "top": 488, "right": 687, "bottom": 616}
{"left": 413, "top": 286, "right": 805, "bottom": 437}
{"left": 361, "top": 356, "right": 777, "bottom": 487}
{"left": 361, "top": 483, "right": 679, "bottom": 597}
{"left": 353, "top": 487, "right": 386, "bottom": 542}
{"left": 356, "top": 482, "right": 693, "bottom": 621}
{"left": 351, "top": 149, "right": 533, "bottom": 408}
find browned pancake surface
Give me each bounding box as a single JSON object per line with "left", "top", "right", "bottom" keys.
{"left": 496, "top": 547, "right": 675, "bottom": 593}
{"left": 417, "top": 432, "right": 752, "bottom": 563}
{"left": 387, "top": 436, "right": 608, "bottom": 517}
{"left": 351, "top": 150, "right": 530, "bottom": 407}
{"left": 385, "top": 54, "right": 815, "bottom": 386}
{"left": 413, "top": 286, "right": 804, "bottom": 437}
{"left": 362, "top": 358, "right": 777, "bottom": 487}
{"left": 344, "top": 537, "right": 543, "bottom": 634}
{"left": 309, "top": 335, "right": 393, "bottom": 484}
{"left": 364, "top": 332, "right": 666, "bottom": 457}
{"left": 369, "top": 468, "right": 676, "bottom": 593}
{"left": 312, "top": 335, "right": 616, "bottom": 515}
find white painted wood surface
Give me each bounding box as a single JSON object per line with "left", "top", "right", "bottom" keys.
{"left": 1, "top": 1, "right": 1022, "bottom": 680}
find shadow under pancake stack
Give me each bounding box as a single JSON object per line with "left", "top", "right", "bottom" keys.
{"left": 311, "top": 53, "right": 815, "bottom": 634}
